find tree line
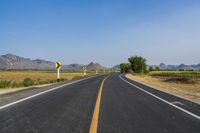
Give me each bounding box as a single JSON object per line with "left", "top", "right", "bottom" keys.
{"left": 120, "top": 55, "right": 147, "bottom": 73}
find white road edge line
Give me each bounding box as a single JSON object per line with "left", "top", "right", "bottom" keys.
{"left": 0, "top": 75, "right": 101, "bottom": 110}
{"left": 119, "top": 75, "right": 200, "bottom": 120}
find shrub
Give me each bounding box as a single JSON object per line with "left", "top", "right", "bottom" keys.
{"left": 164, "top": 77, "right": 195, "bottom": 84}
{"left": 0, "top": 80, "right": 11, "bottom": 88}
{"left": 59, "top": 78, "right": 66, "bottom": 81}
{"left": 120, "top": 63, "right": 130, "bottom": 73}
{"left": 23, "top": 78, "right": 34, "bottom": 87}
{"left": 11, "top": 81, "right": 23, "bottom": 88}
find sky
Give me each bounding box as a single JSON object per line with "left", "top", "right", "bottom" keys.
{"left": 0, "top": 0, "right": 200, "bottom": 67}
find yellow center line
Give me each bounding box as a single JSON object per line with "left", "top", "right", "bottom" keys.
{"left": 89, "top": 77, "right": 108, "bottom": 133}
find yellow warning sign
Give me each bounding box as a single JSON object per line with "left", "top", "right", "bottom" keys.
{"left": 55, "top": 62, "right": 61, "bottom": 69}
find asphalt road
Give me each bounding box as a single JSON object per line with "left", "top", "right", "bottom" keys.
{"left": 0, "top": 74, "right": 199, "bottom": 133}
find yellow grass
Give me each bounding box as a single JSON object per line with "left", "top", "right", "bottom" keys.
{"left": 0, "top": 71, "right": 85, "bottom": 82}
{"left": 126, "top": 74, "right": 200, "bottom": 104}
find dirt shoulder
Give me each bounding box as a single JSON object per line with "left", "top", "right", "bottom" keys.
{"left": 0, "top": 83, "right": 55, "bottom": 95}
{"left": 0, "top": 74, "right": 94, "bottom": 96}
{"left": 126, "top": 74, "right": 200, "bottom": 104}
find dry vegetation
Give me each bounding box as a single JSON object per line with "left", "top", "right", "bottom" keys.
{"left": 0, "top": 70, "right": 88, "bottom": 88}
{"left": 126, "top": 71, "right": 200, "bottom": 104}
{"left": 0, "top": 71, "right": 84, "bottom": 81}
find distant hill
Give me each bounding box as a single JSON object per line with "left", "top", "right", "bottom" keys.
{"left": 3, "top": 54, "right": 198, "bottom": 71}
{"left": 112, "top": 65, "right": 120, "bottom": 70}
{"left": 0, "top": 54, "right": 107, "bottom": 70}
{"left": 62, "top": 64, "right": 84, "bottom": 70}
{"left": 0, "top": 54, "right": 55, "bottom": 70}
{"left": 87, "top": 62, "right": 107, "bottom": 71}
{"left": 149, "top": 63, "right": 200, "bottom": 70}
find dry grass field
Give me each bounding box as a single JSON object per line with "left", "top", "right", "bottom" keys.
{"left": 0, "top": 70, "right": 90, "bottom": 88}
{"left": 126, "top": 72, "right": 200, "bottom": 104}
{"left": 0, "top": 71, "right": 84, "bottom": 81}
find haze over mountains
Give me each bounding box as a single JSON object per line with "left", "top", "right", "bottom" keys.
{"left": 0, "top": 54, "right": 107, "bottom": 70}
{"left": 0, "top": 54, "right": 199, "bottom": 70}
{"left": 150, "top": 63, "right": 200, "bottom": 70}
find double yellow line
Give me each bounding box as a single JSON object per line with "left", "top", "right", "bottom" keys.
{"left": 89, "top": 77, "right": 108, "bottom": 133}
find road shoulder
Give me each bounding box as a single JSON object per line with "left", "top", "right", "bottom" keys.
{"left": 126, "top": 74, "right": 200, "bottom": 105}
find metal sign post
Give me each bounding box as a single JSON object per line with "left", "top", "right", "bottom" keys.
{"left": 57, "top": 68, "right": 60, "bottom": 82}
{"left": 55, "top": 62, "right": 61, "bottom": 82}
{"left": 95, "top": 69, "right": 98, "bottom": 74}
{"left": 83, "top": 66, "right": 87, "bottom": 76}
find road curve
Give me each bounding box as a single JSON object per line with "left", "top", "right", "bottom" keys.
{"left": 98, "top": 74, "right": 200, "bottom": 133}
{"left": 0, "top": 74, "right": 199, "bottom": 133}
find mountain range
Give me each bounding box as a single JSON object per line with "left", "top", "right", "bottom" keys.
{"left": 149, "top": 63, "right": 200, "bottom": 70}
{"left": 0, "top": 54, "right": 108, "bottom": 70}
{"left": 1, "top": 54, "right": 199, "bottom": 70}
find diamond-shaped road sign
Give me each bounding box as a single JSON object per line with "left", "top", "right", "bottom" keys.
{"left": 55, "top": 62, "right": 61, "bottom": 69}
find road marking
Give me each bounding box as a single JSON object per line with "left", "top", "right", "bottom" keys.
{"left": 89, "top": 77, "right": 108, "bottom": 133}
{"left": 0, "top": 75, "right": 101, "bottom": 110}
{"left": 119, "top": 75, "right": 200, "bottom": 120}
{"left": 171, "top": 101, "right": 185, "bottom": 106}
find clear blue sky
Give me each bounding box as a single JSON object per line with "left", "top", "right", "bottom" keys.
{"left": 1, "top": 0, "right": 200, "bottom": 67}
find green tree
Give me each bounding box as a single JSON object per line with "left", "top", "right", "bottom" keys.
{"left": 120, "top": 63, "right": 130, "bottom": 73}
{"left": 149, "top": 66, "right": 154, "bottom": 71}
{"left": 128, "top": 56, "right": 147, "bottom": 73}
{"left": 155, "top": 67, "right": 160, "bottom": 71}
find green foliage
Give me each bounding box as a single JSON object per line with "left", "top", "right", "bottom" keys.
{"left": 23, "top": 78, "right": 34, "bottom": 87}
{"left": 128, "top": 56, "right": 147, "bottom": 73}
{"left": 0, "top": 80, "right": 11, "bottom": 88}
{"left": 120, "top": 63, "right": 130, "bottom": 73}
{"left": 164, "top": 77, "right": 195, "bottom": 84}
{"left": 148, "top": 66, "right": 160, "bottom": 72}
{"left": 150, "top": 70, "right": 200, "bottom": 84}
{"left": 149, "top": 70, "right": 200, "bottom": 77}
{"left": 155, "top": 67, "right": 160, "bottom": 71}
{"left": 149, "top": 66, "right": 154, "bottom": 71}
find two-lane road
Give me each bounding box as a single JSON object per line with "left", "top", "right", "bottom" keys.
{"left": 99, "top": 75, "right": 200, "bottom": 133}
{"left": 0, "top": 74, "right": 199, "bottom": 133}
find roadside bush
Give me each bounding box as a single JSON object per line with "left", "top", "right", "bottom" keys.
{"left": 120, "top": 63, "right": 130, "bottom": 73}
{"left": 23, "top": 78, "right": 34, "bottom": 87}
{"left": 48, "top": 79, "right": 56, "bottom": 83}
{"left": 59, "top": 78, "right": 66, "bottom": 81}
{"left": 0, "top": 80, "right": 11, "bottom": 88}
{"left": 35, "top": 78, "right": 42, "bottom": 85}
{"left": 164, "top": 77, "right": 195, "bottom": 84}
{"left": 11, "top": 81, "right": 23, "bottom": 88}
